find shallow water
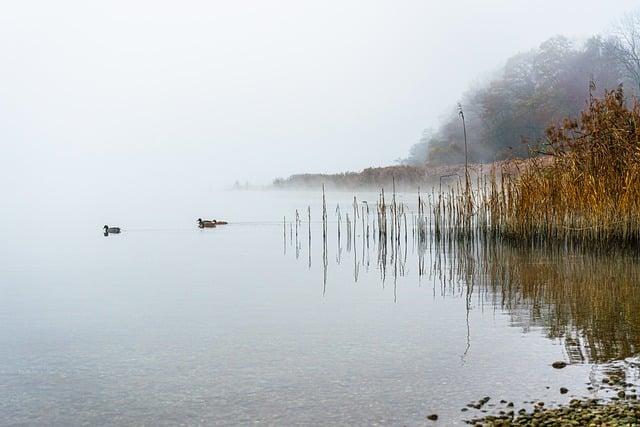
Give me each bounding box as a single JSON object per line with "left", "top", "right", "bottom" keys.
{"left": 1, "top": 190, "right": 639, "bottom": 425}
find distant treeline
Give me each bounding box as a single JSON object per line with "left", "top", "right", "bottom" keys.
{"left": 272, "top": 164, "right": 489, "bottom": 191}
{"left": 403, "top": 12, "right": 640, "bottom": 165}
{"left": 273, "top": 166, "right": 427, "bottom": 190}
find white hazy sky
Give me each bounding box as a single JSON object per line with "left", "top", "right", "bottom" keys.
{"left": 1, "top": 0, "right": 638, "bottom": 195}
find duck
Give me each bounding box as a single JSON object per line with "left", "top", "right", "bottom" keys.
{"left": 197, "top": 218, "right": 229, "bottom": 228}
{"left": 103, "top": 225, "right": 121, "bottom": 234}
{"left": 198, "top": 218, "right": 216, "bottom": 228}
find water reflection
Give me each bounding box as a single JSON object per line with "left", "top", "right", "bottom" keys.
{"left": 471, "top": 244, "right": 640, "bottom": 364}
{"left": 284, "top": 201, "right": 640, "bottom": 364}
{"left": 432, "top": 236, "right": 640, "bottom": 363}
{"left": 435, "top": 241, "right": 640, "bottom": 363}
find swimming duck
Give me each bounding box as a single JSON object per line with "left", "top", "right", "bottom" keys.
{"left": 198, "top": 218, "right": 216, "bottom": 228}
{"left": 198, "top": 218, "right": 229, "bottom": 228}
{"left": 103, "top": 225, "right": 121, "bottom": 234}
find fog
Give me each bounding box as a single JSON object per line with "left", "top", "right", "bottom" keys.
{"left": 1, "top": 0, "right": 638, "bottom": 202}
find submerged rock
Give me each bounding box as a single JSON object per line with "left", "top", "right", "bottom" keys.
{"left": 551, "top": 361, "right": 567, "bottom": 369}
{"left": 426, "top": 413, "right": 438, "bottom": 421}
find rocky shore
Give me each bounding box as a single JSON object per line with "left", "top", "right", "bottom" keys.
{"left": 466, "top": 398, "right": 640, "bottom": 426}
{"left": 459, "top": 361, "right": 640, "bottom": 426}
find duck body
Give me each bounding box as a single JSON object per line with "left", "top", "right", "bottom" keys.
{"left": 197, "top": 218, "right": 228, "bottom": 228}
{"left": 197, "top": 218, "right": 216, "bottom": 228}
{"left": 103, "top": 225, "right": 121, "bottom": 234}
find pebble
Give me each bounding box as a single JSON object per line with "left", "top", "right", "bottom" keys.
{"left": 468, "top": 399, "right": 640, "bottom": 426}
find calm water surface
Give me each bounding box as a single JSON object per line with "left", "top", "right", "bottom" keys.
{"left": 1, "top": 190, "right": 639, "bottom": 425}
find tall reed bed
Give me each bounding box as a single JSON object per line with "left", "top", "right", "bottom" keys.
{"left": 421, "top": 88, "right": 640, "bottom": 248}
{"left": 500, "top": 88, "right": 640, "bottom": 246}
{"left": 287, "top": 90, "right": 640, "bottom": 295}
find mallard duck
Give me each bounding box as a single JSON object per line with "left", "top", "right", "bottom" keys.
{"left": 103, "top": 225, "right": 121, "bottom": 234}
{"left": 197, "top": 218, "right": 216, "bottom": 228}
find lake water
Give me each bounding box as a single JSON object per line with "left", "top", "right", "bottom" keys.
{"left": 1, "top": 190, "right": 639, "bottom": 425}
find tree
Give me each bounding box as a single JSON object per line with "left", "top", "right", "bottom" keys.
{"left": 413, "top": 15, "right": 640, "bottom": 166}
{"left": 401, "top": 128, "right": 435, "bottom": 165}
{"left": 610, "top": 11, "right": 640, "bottom": 92}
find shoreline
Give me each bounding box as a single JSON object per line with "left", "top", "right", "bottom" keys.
{"left": 462, "top": 362, "right": 640, "bottom": 426}
{"left": 271, "top": 159, "right": 532, "bottom": 191}
{"left": 466, "top": 399, "right": 639, "bottom": 426}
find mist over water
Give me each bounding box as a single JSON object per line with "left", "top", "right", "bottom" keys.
{"left": 2, "top": 1, "right": 639, "bottom": 195}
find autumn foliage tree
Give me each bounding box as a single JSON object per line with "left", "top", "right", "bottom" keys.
{"left": 405, "top": 28, "right": 636, "bottom": 166}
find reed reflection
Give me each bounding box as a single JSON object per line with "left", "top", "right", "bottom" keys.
{"left": 437, "top": 240, "right": 640, "bottom": 364}
{"left": 283, "top": 189, "right": 640, "bottom": 364}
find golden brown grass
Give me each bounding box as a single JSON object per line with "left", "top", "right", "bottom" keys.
{"left": 429, "top": 88, "right": 640, "bottom": 247}
{"left": 499, "top": 88, "right": 640, "bottom": 245}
